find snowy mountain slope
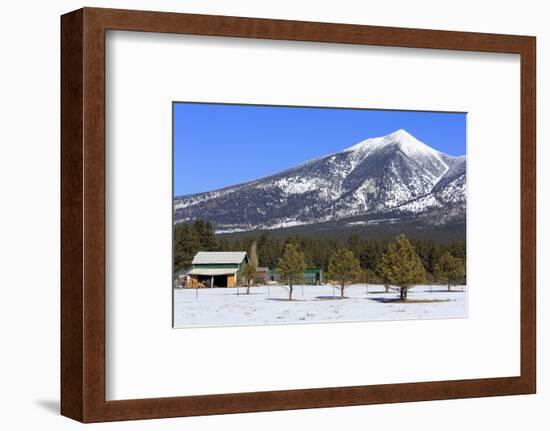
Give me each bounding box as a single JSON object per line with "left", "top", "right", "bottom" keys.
{"left": 174, "top": 129, "right": 466, "bottom": 233}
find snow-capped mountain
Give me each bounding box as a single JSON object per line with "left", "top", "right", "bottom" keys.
{"left": 174, "top": 129, "right": 466, "bottom": 234}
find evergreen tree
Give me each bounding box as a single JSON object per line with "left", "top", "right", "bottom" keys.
{"left": 257, "top": 235, "right": 280, "bottom": 268}
{"left": 447, "top": 241, "right": 466, "bottom": 261}
{"left": 434, "top": 252, "right": 466, "bottom": 291}
{"left": 346, "top": 234, "right": 361, "bottom": 258}
{"left": 378, "top": 234, "right": 426, "bottom": 300}
{"left": 173, "top": 224, "right": 200, "bottom": 272}
{"left": 277, "top": 243, "right": 306, "bottom": 300}
{"left": 193, "top": 220, "right": 217, "bottom": 250}
{"left": 427, "top": 242, "right": 442, "bottom": 274}
{"left": 232, "top": 238, "right": 244, "bottom": 252}
{"left": 327, "top": 247, "right": 364, "bottom": 298}
{"left": 217, "top": 236, "right": 231, "bottom": 251}
{"left": 364, "top": 239, "right": 387, "bottom": 279}
{"left": 241, "top": 262, "right": 257, "bottom": 294}
{"left": 257, "top": 234, "right": 269, "bottom": 265}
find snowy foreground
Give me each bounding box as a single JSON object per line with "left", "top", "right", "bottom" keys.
{"left": 173, "top": 284, "right": 467, "bottom": 328}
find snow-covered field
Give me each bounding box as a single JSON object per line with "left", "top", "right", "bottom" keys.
{"left": 173, "top": 284, "right": 467, "bottom": 328}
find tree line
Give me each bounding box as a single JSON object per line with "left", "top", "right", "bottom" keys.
{"left": 174, "top": 220, "right": 466, "bottom": 288}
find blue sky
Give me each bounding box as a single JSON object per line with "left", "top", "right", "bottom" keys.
{"left": 174, "top": 103, "right": 466, "bottom": 196}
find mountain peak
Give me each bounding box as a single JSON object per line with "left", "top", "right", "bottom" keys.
{"left": 344, "top": 129, "right": 431, "bottom": 158}
{"left": 387, "top": 128, "right": 414, "bottom": 141}
{"left": 386, "top": 129, "right": 435, "bottom": 156}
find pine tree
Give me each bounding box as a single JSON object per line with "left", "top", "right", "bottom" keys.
{"left": 327, "top": 247, "right": 364, "bottom": 298}
{"left": 193, "top": 220, "right": 217, "bottom": 250}
{"left": 346, "top": 234, "right": 361, "bottom": 258}
{"left": 173, "top": 224, "right": 200, "bottom": 273}
{"left": 241, "top": 262, "right": 257, "bottom": 294}
{"left": 232, "top": 238, "right": 244, "bottom": 252}
{"left": 448, "top": 241, "right": 466, "bottom": 260}
{"left": 434, "top": 252, "right": 466, "bottom": 291}
{"left": 277, "top": 243, "right": 306, "bottom": 300}
{"left": 217, "top": 237, "right": 231, "bottom": 251}
{"left": 378, "top": 234, "right": 426, "bottom": 300}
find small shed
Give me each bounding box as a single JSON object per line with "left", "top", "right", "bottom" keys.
{"left": 187, "top": 251, "right": 248, "bottom": 288}
{"left": 303, "top": 268, "right": 324, "bottom": 285}
{"left": 255, "top": 267, "right": 270, "bottom": 285}
{"left": 268, "top": 267, "right": 324, "bottom": 285}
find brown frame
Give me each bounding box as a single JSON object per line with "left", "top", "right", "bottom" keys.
{"left": 61, "top": 7, "right": 536, "bottom": 423}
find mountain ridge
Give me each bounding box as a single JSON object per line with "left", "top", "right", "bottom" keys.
{"left": 174, "top": 129, "right": 466, "bottom": 235}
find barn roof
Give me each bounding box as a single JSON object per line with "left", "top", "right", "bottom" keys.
{"left": 192, "top": 251, "right": 247, "bottom": 265}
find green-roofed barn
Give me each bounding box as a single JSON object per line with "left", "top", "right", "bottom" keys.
{"left": 186, "top": 251, "right": 248, "bottom": 288}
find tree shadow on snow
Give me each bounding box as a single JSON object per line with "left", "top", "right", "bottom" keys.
{"left": 423, "top": 289, "right": 465, "bottom": 293}
{"left": 265, "top": 298, "right": 308, "bottom": 302}
{"left": 368, "top": 297, "right": 451, "bottom": 304}
{"left": 315, "top": 296, "right": 348, "bottom": 300}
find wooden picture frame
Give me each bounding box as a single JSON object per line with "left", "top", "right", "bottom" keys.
{"left": 61, "top": 7, "right": 536, "bottom": 423}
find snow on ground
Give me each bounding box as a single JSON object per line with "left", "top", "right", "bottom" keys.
{"left": 173, "top": 284, "right": 467, "bottom": 328}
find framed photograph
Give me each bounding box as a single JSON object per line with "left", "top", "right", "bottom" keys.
{"left": 172, "top": 103, "right": 468, "bottom": 327}
{"left": 61, "top": 7, "right": 536, "bottom": 422}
